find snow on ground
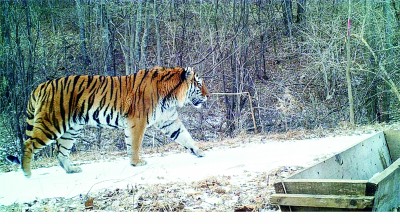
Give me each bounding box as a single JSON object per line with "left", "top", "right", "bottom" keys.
{"left": 0, "top": 133, "right": 375, "bottom": 206}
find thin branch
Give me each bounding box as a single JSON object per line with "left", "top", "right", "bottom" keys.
{"left": 211, "top": 92, "right": 257, "bottom": 133}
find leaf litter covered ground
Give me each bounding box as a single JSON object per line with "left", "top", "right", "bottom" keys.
{"left": 0, "top": 127, "right": 388, "bottom": 212}
{"left": 1, "top": 166, "right": 299, "bottom": 212}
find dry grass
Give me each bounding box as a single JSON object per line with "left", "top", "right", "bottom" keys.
{"left": 0, "top": 166, "right": 301, "bottom": 212}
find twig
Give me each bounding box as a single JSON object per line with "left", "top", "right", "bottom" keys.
{"left": 210, "top": 92, "right": 258, "bottom": 133}
{"left": 191, "top": 44, "right": 220, "bottom": 66}
{"left": 84, "top": 166, "right": 152, "bottom": 200}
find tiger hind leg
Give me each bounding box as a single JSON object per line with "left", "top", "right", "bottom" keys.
{"left": 22, "top": 135, "right": 56, "bottom": 178}
{"left": 55, "top": 128, "right": 82, "bottom": 174}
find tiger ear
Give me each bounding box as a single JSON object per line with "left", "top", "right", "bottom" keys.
{"left": 182, "top": 67, "right": 194, "bottom": 80}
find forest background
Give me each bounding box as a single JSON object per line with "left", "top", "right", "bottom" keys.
{"left": 1, "top": 0, "right": 400, "bottom": 157}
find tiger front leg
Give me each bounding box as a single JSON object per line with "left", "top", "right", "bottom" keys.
{"left": 55, "top": 130, "right": 82, "bottom": 174}
{"left": 56, "top": 152, "right": 82, "bottom": 174}
{"left": 157, "top": 118, "right": 205, "bottom": 157}
{"left": 125, "top": 119, "right": 147, "bottom": 167}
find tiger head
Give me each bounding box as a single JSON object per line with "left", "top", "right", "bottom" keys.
{"left": 182, "top": 67, "right": 209, "bottom": 108}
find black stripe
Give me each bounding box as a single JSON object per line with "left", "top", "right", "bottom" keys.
{"left": 59, "top": 82, "right": 67, "bottom": 132}
{"left": 160, "top": 71, "right": 173, "bottom": 82}
{"left": 106, "top": 114, "right": 118, "bottom": 128}
{"left": 67, "top": 95, "right": 75, "bottom": 127}
{"left": 88, "top": 88, "right": 97, "bottom": 107}
{"left": 115, "top": 114, "right": 120, "bottom": 127}
{"left": 100, "top": 77, "right": 109, "bottom": 95}
{"left": 159, "top": 120, "right": 174, "bottom": 130}
{"left": 84, "top": 113, "right": 90, "bottom": 123}
{"left": 118, "top": 76, "right": 122, "bottom": 101}
{"left": 132, "top": 74, "right": 136, "bottom": 91}
{"left": 51, "top": 110, "right": 61, "bottom": 134}
{"left": 78, "top": 77, "right": 85, "bottom": 89}
{"left": 73, "top": 75, "right": 81, "bottom": 87}
{"left": 106, "top": 115, "right": 111, "bottom": 125}
{"left": 93, "top": 109, "right": 100, "bottom": 124}
{"left": 161, "top": 97, "right": 167, "bottom": 112}
{"left": 52, "top": 78, "right": 58, "bottom": 92}
{"left": 170, "top": 128, "right": 181, "bottom": 140}
{"left": 60, "top": 145, "right": 71, "bottom": 150}
{"left": 30, "top": 137, "right": 46, "bottom": 147}
{"left": 26, "top": 124, "right": 33, "bottom": 131}
{"left": 142, "top": 69, "right": 149, "bottom": 80}
{"left": 36, "top": 124, "right": 57, "bottom": 141}
{"left": 88, "top": 77, "right": 98, "bottom": 93}
{"left": 105, "top": 107, "right": 113, "bottom": 118}
{"left": 60, "top": 136, "right": 74, "bottom": 141}
{"left": 180, "top": 70, "right": 188, "bottom": 81}
{"left": 151, "top": 70, "right": 159, "bottom": 80}
{"left": 87, "top": 75, "right": 93, "bottom": 85}
{"left": 137, "top": 70, "right": 149, "bottom": 93}
{"left": 74, "top": 90, "right": 85, "bottom": 123}
{"left": 99, "top": 95, "right": 107, "bottom": 107}
{"left": 109, "top": 77, "right": 114, "bottom": 101}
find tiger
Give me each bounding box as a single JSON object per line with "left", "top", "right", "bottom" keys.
{"left": 7, "top": 66, "right": 209, "bottom": 178}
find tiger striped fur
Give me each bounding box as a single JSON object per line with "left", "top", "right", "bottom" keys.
{"left": 12, "top": 66, "right": 209, "bottom": 177}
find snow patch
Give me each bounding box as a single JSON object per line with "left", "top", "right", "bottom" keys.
{"left": 0, "top": 133, "right": 375, "bottom": 206}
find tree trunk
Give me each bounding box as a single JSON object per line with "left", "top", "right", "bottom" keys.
{"left": 178, "top": 0, "right": 187, "bottom": 66}
{"left": 47, "top": 0, "right": 56, "bottom": 33}
{"left": 282, "top": 0, "right": 293, "bottom": 36}
{"left": 381, "top": 0, "right": 396, "bottom": 122}
{"left": 345, "top": 0, "right": 355, "bottom": 125}
{"left": 364, "top": 1, "right": 379, "bottom": 123}
{"left": 153, "top": 0, "right": 161, "bottom": 65}
{"left": 129, "top": 13, "right": 135, "bottom": 74}
{"left": 296, "top": 0, "right": 306, "bottom": 24}
{"left": 391, "top": 0, "right": 400, "bottom": 26}
{"left": 14, "top": 3, "right": 26, "bottom": 151}
{"left": 23, "top": 0, "right": 34, "bottom": 88}
{"left": 102, "top": 3, "right": 110, "bottom": 74}
{"left": 134, "top": 0, "right": 143, "bottom": 70}
{"left": 140, "top": 0, "right": 149, "bottom": 68}
{"left": 75, "top": 0, "right": 90, "bottom": 71}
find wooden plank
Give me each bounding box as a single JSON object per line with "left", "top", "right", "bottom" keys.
{"left": 369, "top": 158, "right": 400, "bottom": 211}
{"left": 369, "top": 158, "right": 400, "bottom": 184}
{"left": 383, "top": 130, "right": 400, "bottom": 162}
{"left": 289, "top": 132, "right": 391, "bottom": 180}
{"left": 274, "top": 179, "right": 368, "bottom": 196}
{"left": 278, "top": 206, "right": 371, "bottom": 212}
{"left": 270, "top": 194, "right": 374, "bottom": 209}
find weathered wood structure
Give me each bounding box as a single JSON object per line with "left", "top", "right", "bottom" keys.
{"left": 271, "top": 130, "right": 400, "bottom": 212}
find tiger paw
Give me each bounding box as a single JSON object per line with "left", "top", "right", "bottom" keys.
{"left": 131, "top": 159, "right": 147, "bottom": 167}
{"left": 66, "top": 166, "right": 82, "bottom": 174}
{"left": 191, "top": 148, "right": 205, "bottom": 157}
{"left": 23, "top": 170, "right": 32, "bottom": 178}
